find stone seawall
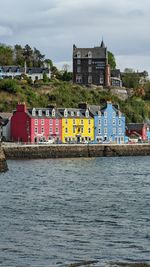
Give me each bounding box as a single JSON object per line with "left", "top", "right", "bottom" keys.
{"left": 0, "top": 144, "right": 8, "bottom": 172}
{"left": 3, "top": 144, "right": 150, "bottom": 159}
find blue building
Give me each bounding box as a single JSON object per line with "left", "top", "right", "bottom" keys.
{"left": 92, "top": 101, "right": 125, "bottom": 144}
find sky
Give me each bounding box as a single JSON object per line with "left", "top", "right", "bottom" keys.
{"left": 0, "top": 0, "right": 150, "bottom": 73}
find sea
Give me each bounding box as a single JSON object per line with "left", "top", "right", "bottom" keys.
{"left": 0, "top": 156, "right": 150, "bottom": 267}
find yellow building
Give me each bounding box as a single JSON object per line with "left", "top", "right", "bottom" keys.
{"left": 59, "top": 108, "right": 94, "bottom": 143}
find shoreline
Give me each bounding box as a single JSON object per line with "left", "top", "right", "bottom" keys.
{"left": 2, "top": 143, "right": 150, "bottom": 159}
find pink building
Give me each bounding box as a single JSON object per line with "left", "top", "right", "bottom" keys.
{"left": 11, "top": 103, "right": 62, "bottom": 143}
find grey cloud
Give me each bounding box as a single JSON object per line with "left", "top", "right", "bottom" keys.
{"left": 0, "top": 0, "right": 150, "bottom": 72}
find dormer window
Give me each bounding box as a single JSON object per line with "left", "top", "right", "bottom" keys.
{"left": 38, "top": 110, "right": 42, "bottom": 116}
{"left": 85, "top": 109, "right": 89, "bottom": 118}
{"left": 77, "top": 51, "right": 81, "bottom": 58}
{"left": 77, "top": 111, "right": 80, "bottom": 117}
{"left": 32, "top": 108, "right": 36, "bottom": 116}
{"left": 88, "top": 51, "right": 92, "bottom": 58}
{"left": 71, "top": 111, "right": 74, "bottom": 116}
{"left": 46, "top": 110, "right": 49, "bottom": 116}
{"left": 64, "top": 109, "right": 68, "bottom": 117}
{"left": 104, "top": 111, "right": 107, "bottom": 118}
{"left": 98, "top": 111, "right": 101, "bottom": 116}
{"left": 52, "top": 109, "right": 55, "bottom": 117}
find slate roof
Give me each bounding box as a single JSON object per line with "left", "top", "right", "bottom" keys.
{"left": 111, "top": 69, "right": 121, "bottom": 78}
{"left": 0, "top": 66, "right": 50, "bottom": 74}
{"left": 73, "top": 46, "right": 107, "bottom": 58}
{"left": 27, "top": 108, "right": 62, "bottom": 118}
{"left": 126, "top": 123, "right": 147, "bottom": 131}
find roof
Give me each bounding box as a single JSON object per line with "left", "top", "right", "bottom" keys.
{"left": 0, "top": 112, "right": 13, "bottom": 119}
{"left": 126, "top": 123, "right": 147, "bottom": 131}
{"left": 73, "top": 46, "right": 107, "bottom": 59}
{"left": 111, "top": 69, "right": 121, "bottom": 78}
{"left": 0, "top": 66, "right": 50, "bottom": 74}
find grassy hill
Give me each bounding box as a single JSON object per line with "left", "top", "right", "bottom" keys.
{"left": 0, "top": 78, "right": 150, "bottom": 123}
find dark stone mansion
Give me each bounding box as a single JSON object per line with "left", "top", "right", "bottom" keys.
{"left": 73, "top": 40, "right": 111, "bottom": 86}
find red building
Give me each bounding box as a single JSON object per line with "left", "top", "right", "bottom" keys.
{"left": 11, "top": 103, "right": 62, "bottom": 143}
{"left": 126, "top": 123, "right": 148, "bottom": 141}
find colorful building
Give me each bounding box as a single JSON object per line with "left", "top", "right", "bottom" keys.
{"left": 11, "top": 103, "right": 62, "bottom": 143}
{"left": 126, "top": 123, "right": 148, "bottom": 141}
{"left": 92, "top": 102, "right": 125, "bottom": 143}
{"left": 58, "top": 107, "right": 94, "bottom": 143}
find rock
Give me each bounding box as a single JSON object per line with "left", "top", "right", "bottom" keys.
{"left": 0, "top": 143, "right": 8, "bottom": 172}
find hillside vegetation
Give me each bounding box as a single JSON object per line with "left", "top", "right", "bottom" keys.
{"left": 0, "top": 78, "right": 150, "bottom": 123}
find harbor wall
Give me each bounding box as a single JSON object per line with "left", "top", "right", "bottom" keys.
{"left": 3, "top": 144, "right": 150, "bottom": 159}
{"left": 0, "top": 144, "right": 8, "bottom": 172}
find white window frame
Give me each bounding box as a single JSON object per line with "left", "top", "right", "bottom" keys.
{"left": 35, "top": 119, "right": 38, "bottom": 125}
{"left": 46, "top": 110, "right": 49, "bottom": 116}
{"left": 38, "top": 110, "right": 42, "bottom": 116}
{"left": 41, "top": 119, "right": 44, "bottom": 125}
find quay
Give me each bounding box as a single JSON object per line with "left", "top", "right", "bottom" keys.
{"left": 2, "top": 143, "right": 150, "bottom": 159}
{"left": 0, "top": 143, "right": 8, "bottom": 172}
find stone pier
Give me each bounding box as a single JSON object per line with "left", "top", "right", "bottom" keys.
{"left": 0, "top": 143, "right": 8, "bottom": 172}
{"left": 2, "top": 143, "right": 150, "bottom": 159}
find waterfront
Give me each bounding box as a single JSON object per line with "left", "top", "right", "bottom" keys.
{"left": 0, "top": 157, "right": 150, "bottom": 267}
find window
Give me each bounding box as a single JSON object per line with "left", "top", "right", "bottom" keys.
{"left": 52, "top": 109, "right": 55, "bottom": 117}
{"left": 76, "top": 75, "right": 82, "bottom": 83}
{"left": 98, "top": 111, "right": 101, "bottom": 116}
{"left": 65, "top": 119, "right": 68, "bottom": 124}
{"left": 41, "top": 119, "right": 44, "bottom": 125}
{"left": 77, "top": 66, "right": 81, "bottom": 73}
{"left": 113, "top": 128, "right": 116, "bottom": 134}
{"left": 81, "top": 127, "right": 84, "bottom": 133}
{"left": 81, "top": 119, "right": 83, "bottom": 124}
{"left": 73, "top": 119, "right": 75, "bottom": 124}
{"left": 35, "top": 127, "right": 38, "bottom": 133}
{"left": 113, "top": 112, "right": 116, "bottom": 118}
{"left": 119, "top": 128, "right": 122, "bottom": 134}
{"left": 64, "top": 109, "right": 68, "bottom": 117}
{"left": 88, "top": 75, "right": 92, "bottom": 84}
{"left": 88, "top": 128, "right": 91, "bottom": 133}
{"left": 88, "top": 66, "right": 92, "bottom": 73}
{"left": 71, "top": 111, "right": 74, "bottom": 116}
{"left": 56, "top": 119, "right": 59, "bottom": 125}
{"left": 88, "top": 51, "right": 92, "bottom": 58}
{"left": 98, "top": 119, "right": 101, "bottom": 125}
{"left": 100, "top": 77, "right": 104, "bottom": 84}
{"left": 32, "top": 108, "right": 36, "bottom": 116}
{"left": 77, "top": 111, "right": 80, "bottom": 116}
{"left": 77, "top": 51, "right": 81, "bottom": 58}
{"left": 85, "top": 110, "right": 89, "bottom": 118}
{"left": 104, "top": 128, "right": 107, "bottom": 135}
{"left": 112, "top": 119, "right": 116, "bottom": 125}
{"left": 77, "top": 59, "right": 81, "bottom": 64}
{"left": 88, "top": 119, "right": 91, "bottom": 124}
{"left": 65, "top": 128, "right": 68, "bottom": 133}
{"left": 38, "top": 110, "right": 42, "bottom": 116}
{"left": 104, "top": 119, "right": 107, "bottom": 126}
{"left": 56, "top": 127, "right": 59, "bottom": 133}
{"left": 41, "top": 127, "right": 44, "bottom": 133}
{"left": 35, "top": 119, "right": 38, "bottom": 125}
{"left": 50, "top": 127, "right": 52, "bottom": 133}
{"left": 98, "top": 128, "right": 101, "bottom": 134}
{"left": 88, "top": 59, "right": 92, "bottom": 64}
{"left": 73, "top": 126, "right": 76, "bottom": 133}
{"left": 50, "top": 119, "right": 52, "bottom": 125}
{"left": 104, "top": 111, "right": 107, "bottom": 117}
{"left": 46, "top": 110, "right": 49, "bottom": 116}
{"left": 118, "top": 119, "right": 121, "bottom": 126}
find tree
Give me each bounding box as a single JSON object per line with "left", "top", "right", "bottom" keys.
{"left": 108, "top": 51, "right": 116, "bottom": 69}
{"left": 0, "top": 44, "right": 13, "bottom": 65}
{"left": 14, "top": 44, "right": 24, "bottom": 66}
{"left": 23, "top": 44, "right": 34, "bottom": 67}
{"left": 122, "top": 68, "right": 140, "bottom": 89}
{"left": 33, "top": 47, "right": 45, "bottom": 67}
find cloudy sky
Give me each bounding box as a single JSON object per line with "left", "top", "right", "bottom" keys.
{"left": 0, "top": 0, "right": 150, "bottom": 73}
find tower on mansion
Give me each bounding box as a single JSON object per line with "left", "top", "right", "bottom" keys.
{"left": 73, "top": 40, "right": 111, "bottom": 86}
